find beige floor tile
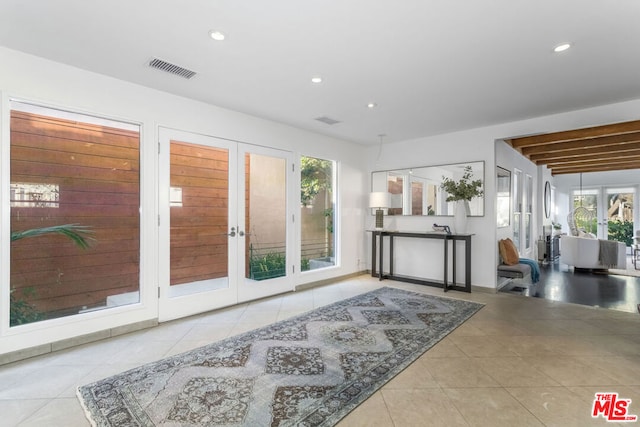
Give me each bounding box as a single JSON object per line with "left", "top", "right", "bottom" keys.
{"left": 18, "top": 397, "right": 89, "bottom": 427}
{"left": 337, "top": 391, "right": 394, "bottom": 427}
{"left": 444, "top": 387, "right": 544, "bottom": 426}
{"left": 381, "top": 388, "right": 469, "bottom": 426}
{"left": 507, "top": 386, "right": 615, "bottom": 427}
{"left": 448, "top": 335, "right": 519, "bottom": 357}
{"left": 0, "top": 399, "right": 49, "bottom": 426}
{"left": 423, "top": 337, "right": 467, "bottom": 358}
{"left": 475, "top": 357, "right": 561, "bottom": 387}
{"left": 524, "top": 356, "right": 622, "bottom": 387}
{"left": 421, "top": 357, "right": 500, "bottom": 388}
{"left": 491, "top": 335, "right": 563, "bottom": 357}
{"left": 575, "top": 356, "right": 640, "bottom": 385}
{"left": 383, "top": 358, "right": 439, "bottom": 389}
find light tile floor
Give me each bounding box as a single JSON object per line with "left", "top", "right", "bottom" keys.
{"left": 1, "top": 275, "right": 640, "bottom": 426}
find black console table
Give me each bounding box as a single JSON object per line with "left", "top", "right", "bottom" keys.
{"left": 370, "top": 231, "right": 472, "bottom": 293}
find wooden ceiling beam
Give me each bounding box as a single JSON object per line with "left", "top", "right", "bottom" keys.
{"left": 519, "top": 132, "right": 640, "bottom": 155}
{"left": 543, "top": 155, "right": 640, "bottom": 168}
{"left": 508, "top": 120, "right": 640, "bottom": 149}
{"left": 530, "top": 148, "right": 640, "bottom": 163}
{"left": 551, "top": 161, "right": 640, "bottom": 175}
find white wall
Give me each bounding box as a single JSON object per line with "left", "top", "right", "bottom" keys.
{"left": 0, "top": 47, "right": 368, "bottom": 355}
{"left": 366, "top": 97, "right": 640, "bottom": 290}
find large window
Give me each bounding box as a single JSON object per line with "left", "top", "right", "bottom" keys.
{"left": 513, "top": 169, "right": 522, "bottom": 249}
{"left": 300, "top": 156, "right": 336, "bottom": 271}
{"left": 9, "top": 102, "right": 140, "bottom": 326}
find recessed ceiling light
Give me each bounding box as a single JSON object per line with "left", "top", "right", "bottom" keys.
{"left": 311, "top": 76, "right": 323, "bottom": 84}
{"left": 209, "top": 30, "right": 226, "bottom": 41}
{"left": 553, "top": 43, "right": 571, "bottom": 53}
{"left": 367, "top": 102, "right": 377, "bottom": 109}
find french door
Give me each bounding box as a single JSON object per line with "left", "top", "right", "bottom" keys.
{"left": 158, "top": 128, "right": 293, "bottom": 321}
{"left": 572, "top": 187, "right": 634, "bottom": 244}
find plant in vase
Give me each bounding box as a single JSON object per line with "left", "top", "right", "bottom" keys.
{"left": 440, "top": 166, "right": 483, "bottom": 233}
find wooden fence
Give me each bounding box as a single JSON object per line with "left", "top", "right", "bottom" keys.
{"left": 10, "top": 111, "right": 140, "bottom": 317}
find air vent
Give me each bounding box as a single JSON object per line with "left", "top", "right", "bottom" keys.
{"left": 315, "top": 116, "right": 341, "bottom": 125}
{"left": 148, "top": 58, "right": 197, "bottom": 79}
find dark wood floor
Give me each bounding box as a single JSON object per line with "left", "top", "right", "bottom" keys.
{"left": 499, "top": 257, "right": 640, "bottom": 314}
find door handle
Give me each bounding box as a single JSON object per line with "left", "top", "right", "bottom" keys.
{"left": 239, "top": 230, "right": 245, "bottom": 237}
{"left": 228, "top": 227, "right": 236, "bottom": 237}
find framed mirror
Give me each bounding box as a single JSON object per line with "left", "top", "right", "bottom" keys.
{"left": 371, "top": 161, "right": 484, "bottom": 216}
{"left": 544, "top": 181, "right": 551, "bottom": 218}
{"left": 497, "top": 167, "right": 511, "bottom": 227}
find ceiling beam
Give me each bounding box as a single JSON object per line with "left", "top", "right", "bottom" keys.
{"left": 519, "top": 132, "right": 640, "bottom": 156}
{"left": 531, "top": 149, "right": 640, "bottom": 165}
{"left": 551, "top": 161, "right": 640, "bottom": 175}
{"left": 508, "top": 120, "right": 640, "bottom": 149}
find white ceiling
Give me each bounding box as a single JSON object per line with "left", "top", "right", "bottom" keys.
{"left": 1, "top": 0, "right": 639, "bottom": 145}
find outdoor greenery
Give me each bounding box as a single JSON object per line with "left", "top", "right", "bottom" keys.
{"left": 608, "top": 219, "right": 633, "bottom": 246}
{"left": 300, "top": 157, "right": 333, "bottom": 207}
{"left": 10, "top": 224, "right": 94, "bottom": 326}
{"left": 440, "top": 166, "right": 484, "bottom": 202}
{"left": 249, "top": 245, "right": 286, "bottom": 280}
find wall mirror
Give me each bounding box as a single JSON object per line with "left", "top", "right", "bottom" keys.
{"left": 543, "top": 181, "right": 551, "bottom": 218}
{"left": 497, "top": 167, "right": 511, "bottom": 227}
{"left": 371, "top": 161, "right": 484, "bottom": 216}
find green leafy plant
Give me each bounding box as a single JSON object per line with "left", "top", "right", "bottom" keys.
{"left": 249, "top": 245, "right": 286, "bottom": 281}
{"left": 11, "top": 224, "right": 95, "bottom": 248}
{"left": 608, "top": 219, "right": 633, "bottom": 246}
{"left": 300, "top": 157, "right": 332, "bottom": 207}
{"left": 10, "top": 224, "right": 94, "bottom": 326}
{"left": 440, "top": 166, "right": 484, "bottom": 202}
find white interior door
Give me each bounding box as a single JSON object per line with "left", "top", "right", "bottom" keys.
{"left": 236, "top": 144, "right": 294, "bottom": 302}
{"left": 158, "top": 128, "right": 238, "bottom": 321}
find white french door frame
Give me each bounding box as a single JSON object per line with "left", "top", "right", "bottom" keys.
{"left": 158, "top": 128, "right": 294, "bottom": 321}
{"left": 236, "top": 143, "right": 295, "bottom": 303}
{"left": 158, "top": 128, "right": 239, "bottom": 321}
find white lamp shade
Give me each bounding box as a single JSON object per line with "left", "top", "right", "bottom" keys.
{"left": 369, "top": 192, "right": 390, "bottom": 208}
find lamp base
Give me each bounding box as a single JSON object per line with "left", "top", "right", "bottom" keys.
{"left": 375, "top": 209, "right": 384, "bottom": 229}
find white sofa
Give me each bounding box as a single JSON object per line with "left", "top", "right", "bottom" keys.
{"left": 560, "top": 235, "right": 626, "bottom": 270}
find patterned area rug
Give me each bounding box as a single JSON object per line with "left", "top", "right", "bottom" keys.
{"left": 77, "top": 287, "right": 483, "bottom": 426}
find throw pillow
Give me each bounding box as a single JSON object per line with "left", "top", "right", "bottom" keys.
{"left": 499, "top": 238, "right": 519, "bottom": 265}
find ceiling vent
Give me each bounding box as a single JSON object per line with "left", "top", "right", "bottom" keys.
{"left": 148, "top": 58, "right": 197, "bottom": 79}
{"left": 315, "top": 116, "right": 341, "bottom": 125}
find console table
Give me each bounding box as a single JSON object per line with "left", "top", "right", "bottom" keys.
{"left": 370, "top": 231, "right": 472, "bottom": 293}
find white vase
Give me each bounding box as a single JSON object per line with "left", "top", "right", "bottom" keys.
{"left": 454, "top": 200, "right": 468, "bottom": 234}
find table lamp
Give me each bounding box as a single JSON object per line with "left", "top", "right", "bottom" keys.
{"left": 369, "top": 192, "right": 390, "bottom": 230}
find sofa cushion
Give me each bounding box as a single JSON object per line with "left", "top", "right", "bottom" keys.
{"left": 499, "top": 238, "right": 519, "bottom": 265}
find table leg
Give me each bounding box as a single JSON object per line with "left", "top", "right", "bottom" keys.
{"left": 443, "top": 238, "right": 448, "bottom": 292}
{"left": 371, "top": 232, "right": 377, "bottom": 278}
{"left": 379, "top": 233, "right": 384, "bottom": 281}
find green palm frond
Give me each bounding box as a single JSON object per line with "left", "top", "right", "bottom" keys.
{"left": 10, "top": 224, "right": 95, "bottom": 249}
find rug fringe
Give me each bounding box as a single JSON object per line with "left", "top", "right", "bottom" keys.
{"left": 76, "top": 387, "right": 98, "bottom": 427}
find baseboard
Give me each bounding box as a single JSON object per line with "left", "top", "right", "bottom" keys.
{"left": 0, "top": 318, "right": 158, "bottom": 366}
{"left": 295, "top": 271, "right": 368, "bottom": 292}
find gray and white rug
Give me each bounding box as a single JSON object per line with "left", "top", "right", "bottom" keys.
{"left": 77, "top": 286, "right": 483, "bottom": 426}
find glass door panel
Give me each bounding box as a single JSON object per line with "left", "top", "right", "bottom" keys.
{"left": 572, "top": 189, "right": 598, "bottom": 236}
{"left": 159, "top": 128, "right": 238, "bottom": 321}
{"left": 605, "top": 188, "right": 634, "bottom": 246}
{"left": 237, "top": 145, "right": 293, "bottom": 302}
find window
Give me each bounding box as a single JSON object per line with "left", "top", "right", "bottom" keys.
{"left": 513, "top": 169, "right": 522, "bottom": 249}
{"left": 525, "top": 174, "right": 533, "bottom": 251}
{"left": 300, "top": 156, "right": 336, "bottom": 271}
{"left": 9, "top": 101, "right": 140, "bottom": 326}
